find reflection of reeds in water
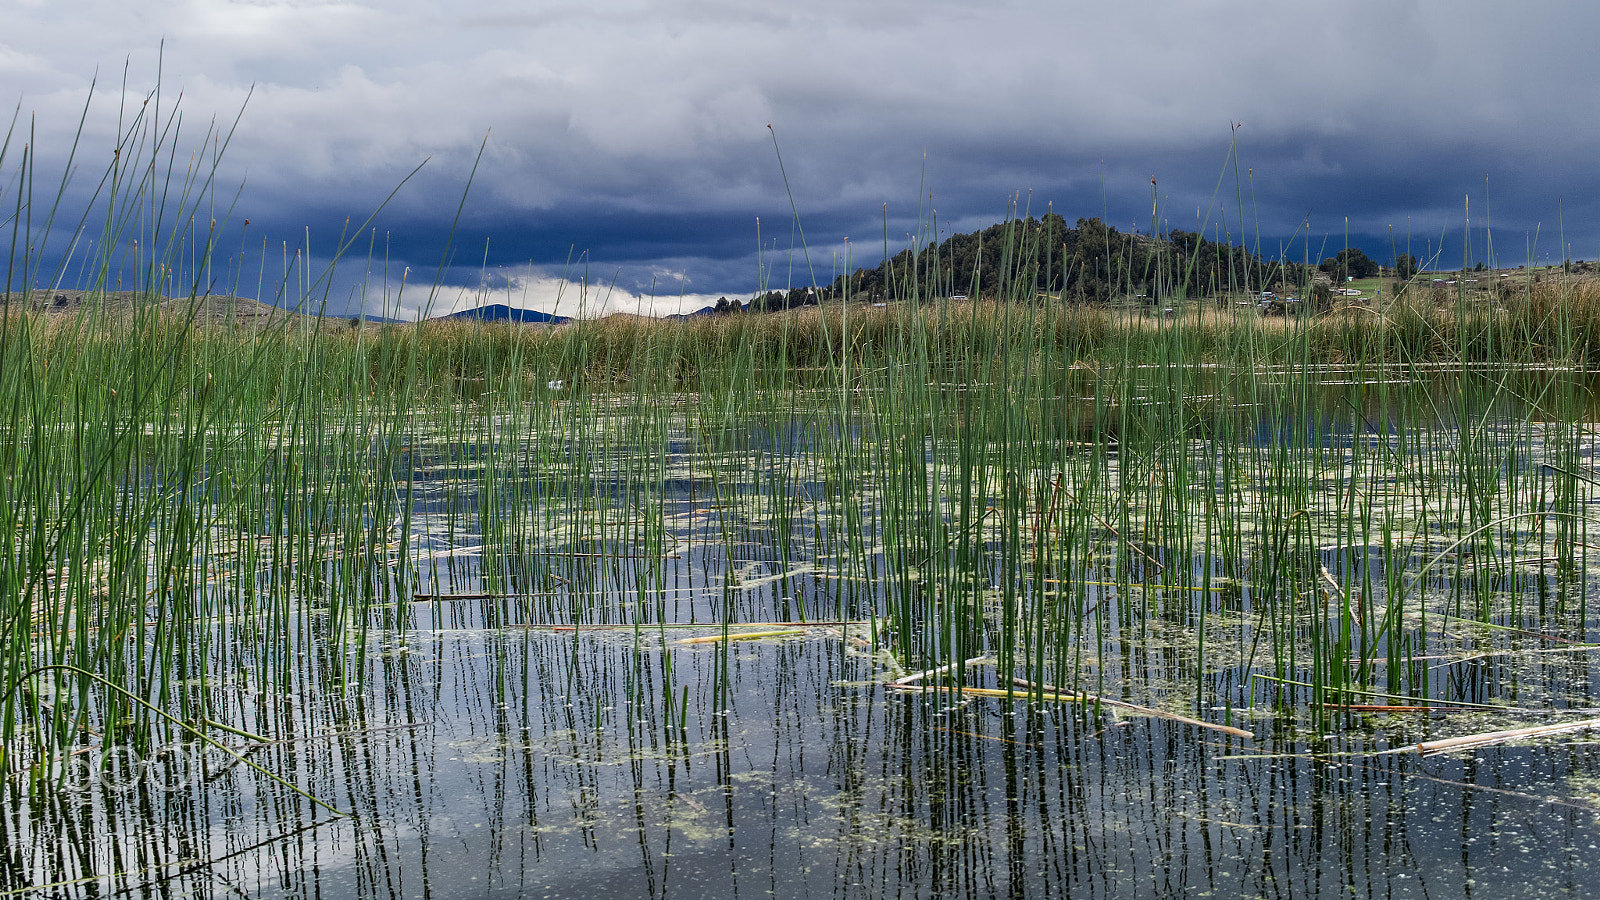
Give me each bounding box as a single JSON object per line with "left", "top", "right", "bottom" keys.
{"left": 16, "top": 629, "right": 1600, "bottom": 897}
{"left": 4, "top": 79, "right": 1600, "bottom": 895}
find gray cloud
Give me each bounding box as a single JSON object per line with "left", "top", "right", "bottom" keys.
{"left": 5, "top": 0, "right": 1598, "bottom": 316}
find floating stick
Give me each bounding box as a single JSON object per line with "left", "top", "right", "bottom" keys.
{"left": 677, "top": 629, "right": 807, "bottom": 644}
{"left": 890, "top": 656, "right": 991, "bottom": 686}
{"left": 1416, "top": 718, "right": 1600, "bottom": 756}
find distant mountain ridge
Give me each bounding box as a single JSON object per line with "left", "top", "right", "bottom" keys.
{"left": 660, "top": 305, "right": 720, "bottom": 320}
{"left": 5, "top": 290, "right": 305, "bottom": 326}
{"left": 440, "top": 304, "right": 571, "bottom": 324}
{"left": 443, "top": 303, "right": 727, "bottom": 323}
{"left": 10, "top": 291, "right": 720, "bottom": 326}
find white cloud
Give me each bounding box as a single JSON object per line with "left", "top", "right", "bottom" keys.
{"left": 343, "top": 264, "right": 725, "bottom": 322}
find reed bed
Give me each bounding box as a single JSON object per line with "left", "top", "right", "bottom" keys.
{"left": 17, "top": 277, "right": 1597, "bottom": 399}
{"left": 7, "top": 269, "right": 1593, "bottom": 730}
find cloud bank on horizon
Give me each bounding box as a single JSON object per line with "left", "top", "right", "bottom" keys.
{"left": 4, "top": 0, "right": 1597, "bottom": 317}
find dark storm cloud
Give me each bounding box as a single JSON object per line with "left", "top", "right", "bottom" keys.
{"left": 4, "top": 0, "right": 1598, "bottom": 316}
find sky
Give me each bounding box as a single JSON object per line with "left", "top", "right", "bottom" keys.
{"left": 3, "top": 0, "right": 1598, "bottom": 319}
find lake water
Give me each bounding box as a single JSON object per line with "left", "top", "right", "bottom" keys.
{"left": 8, "top": 370, "right": 1600, "bottom": 898}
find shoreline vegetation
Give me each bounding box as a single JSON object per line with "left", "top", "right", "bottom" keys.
{"left": 3, "top": 270, "right": 1598, "bottom": 400}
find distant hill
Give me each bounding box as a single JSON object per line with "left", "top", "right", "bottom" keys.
{"left": 660, "top": 305, "right": 719, "bottom": 321}
{"left": 745, "top": 215, "right": 1310, "bottom": 309}
{"left": 444, "top": 303, "right": 727, "bottom": 324}
{"left": 439, "top": 304, "right": 571, "bottom": 325}
{"left": 4, "top": 290, "right": 307, "bottom": 326}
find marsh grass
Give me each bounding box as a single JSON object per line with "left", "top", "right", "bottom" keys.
{"left": 225, "top": 279, "right": 1600, "bottom": 396}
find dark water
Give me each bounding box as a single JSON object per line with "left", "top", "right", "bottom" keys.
{"left": 10, "top": 625, "right": 1600, "bottom": 898}
{"left": 9, "top": 371, "right": 1600, "bottom": 898}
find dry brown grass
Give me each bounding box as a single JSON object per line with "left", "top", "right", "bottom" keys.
{"left": 12, "top": 279, "right": 1599, "bottom": 401}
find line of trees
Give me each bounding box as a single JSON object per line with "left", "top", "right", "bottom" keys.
{"left": 1318, "top": 248, "right": 1380, "bottom": 281}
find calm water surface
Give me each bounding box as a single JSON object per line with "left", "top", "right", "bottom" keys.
{"left": 8, "top": 372, "right": 1600, "bottom": 898}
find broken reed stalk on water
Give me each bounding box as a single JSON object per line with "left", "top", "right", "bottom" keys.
{"left": 1416, "top": 718, "right": 1600, "bottom": 757}
{"left": 882, "top": 680, "right": 1254, "bottom": 740}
